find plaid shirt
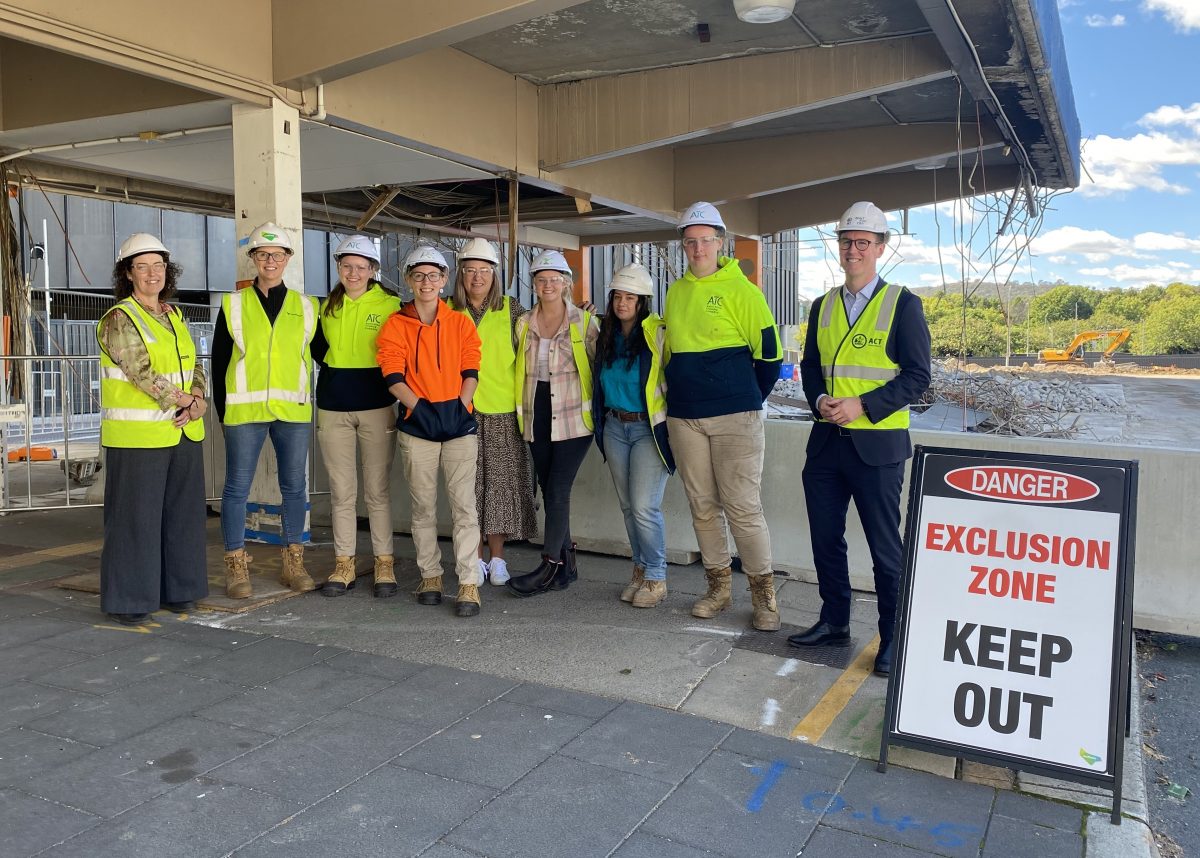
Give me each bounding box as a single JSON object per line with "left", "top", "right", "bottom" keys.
{"left": 516, "top": 302, "right": 598, "bottom": 441}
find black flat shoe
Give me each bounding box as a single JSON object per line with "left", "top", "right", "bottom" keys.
{"left": 873, "top": 640, "right": 894, "bottom": 677}
{"left": 787, "top": 621, "right": 851, "bottom": 647}
{"left": 160, "top": 602, "right": 195, "bottom": 613}
{"left": 107, "top": 612, "right": 150, "bottom": 626}
{"left": 505, "top": 557, "right": 563, "bottom": 598}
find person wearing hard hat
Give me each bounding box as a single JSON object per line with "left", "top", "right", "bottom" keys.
{"left": 592, "top": 264, "right": 675, "bottom": 608}
{"left": 664, "top": 202, "right": 783, "bottom": 632}
{"left": 505, "top": 250, "right": 599, "bottom": 597}
{"left": 448, "top": 238, "right": 537, "bottom": 587}
{"left": 212, "top": 222, "right": 319, "bottom": 600}
{"left": 96, "top": 234, "right": 208, "bottom": 625}
{"left": 310, "top": 235, "right": 403, "bottom": 599}
{"left": 789, "top": 201, "right": 931, "bottom": 677}
{"left": 376, "top": 244, "right": 485, "bottom": 617}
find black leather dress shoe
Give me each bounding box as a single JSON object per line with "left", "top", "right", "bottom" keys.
{"left": 161, "top": 601, "right": 195, "bottom": 613}
{"left": 106, "top": 612, "right": 150, "bottom": 626}
{"left": 873, "top": 640, "right": 894, "bottom": 676}
{"left": 787, "top": 621, "right": 851, "bottom": 647}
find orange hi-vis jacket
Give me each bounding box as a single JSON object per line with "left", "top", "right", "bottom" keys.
{"left": 376, "top": 299, "right": 482, "bottom": 442}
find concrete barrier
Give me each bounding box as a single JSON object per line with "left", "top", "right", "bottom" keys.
{"left": 373, "top": 420, "right": 1198, "bottom": 636}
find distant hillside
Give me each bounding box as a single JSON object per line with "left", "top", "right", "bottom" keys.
{"left": 907, "top": 281, "right": 1060, "bottom": 300}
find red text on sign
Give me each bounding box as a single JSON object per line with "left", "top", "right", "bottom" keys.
{"left": 967, "top": 565, "right": 1056, "bottom": 603}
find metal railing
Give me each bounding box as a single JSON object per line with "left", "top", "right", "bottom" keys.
{"left": 0, "top": 354, "right": 328, "bottom": 512}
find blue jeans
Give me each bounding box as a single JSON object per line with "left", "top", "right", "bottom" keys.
{"left": 221, "top": 421, "right": 310, "bottom": 550}
{"left": 603, "top": 418, "right": 670, "bottom": 580}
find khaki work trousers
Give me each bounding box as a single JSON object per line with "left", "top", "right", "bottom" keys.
{"left": 398, "top": 432, "right": 482, "bottom": 586}
{"left": 317, "top": 406, "right": 397, "bottom": 557}
{"left": 667, "top": 411, "right": 773, "bottom": 577}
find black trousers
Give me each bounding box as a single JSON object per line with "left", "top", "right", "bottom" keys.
{"left": 100, "top": 439, "right": 208, "bottom": 614}
{"left": 801, "top": 432, "right": 904, "bottom": 641}
{"left": 528, "top": 382, "right": 592, "bottom": 563}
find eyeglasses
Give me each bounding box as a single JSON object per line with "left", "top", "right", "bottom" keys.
{"left": 462, "top": 267, "right": 494, "bottom": 278}
{"left": 252, "top": 251, "right": 288, "bottom": 262}
{"left": 681, "top": 236, "right": 723, "bottom": 250}
{"left": 408, "top": 271, "right": 445, "bottom": 283}
{"left": 132, "top": 262, "right": 167, "bottom": 273}
{"left": 838, "top": 238, "right": 879, "bottom": 251}
{"left": 534, "top": 276, "right": 566, "bottom": 287}
{"left": 337, "top": 262, "right": 373, "bottom": 275}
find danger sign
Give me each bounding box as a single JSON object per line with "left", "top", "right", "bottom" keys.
{"left": 881, "top": 447, "right": 1137, "bottom": 808}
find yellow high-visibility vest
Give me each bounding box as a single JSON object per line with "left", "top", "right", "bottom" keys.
{"left": 222, "top": 287, "right": 318, "bottom": 425}
{"left": 814, "top": 280, "right": 908, "bottom": 431}
{"left": 514, "top": 308, "right": 594, "bottom": 435}
{"left": 98, "top": 298, "right": 205, "bottom": 448}
{"left": 452, "top": 297, "right": 517, "bottom": 414}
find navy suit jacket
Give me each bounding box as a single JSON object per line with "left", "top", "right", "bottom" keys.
{"left": 800, "top": 284, "right": 931, "bottom": 466}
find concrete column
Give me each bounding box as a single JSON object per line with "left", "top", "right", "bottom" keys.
{"left": 563, "top": 247, "right": 591, "bottom": 305}
{"left": 734, "top": 237, "right": 762, "bottom": 287}
{"left": 228, "top": 99, "right": 309, "bottom": 546}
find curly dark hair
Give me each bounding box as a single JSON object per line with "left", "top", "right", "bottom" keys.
{"left": 596, "top": 293, "right": 651, "bottom": 371}
{"left": 111, "top": 253, "right": 182, "bottom": 303}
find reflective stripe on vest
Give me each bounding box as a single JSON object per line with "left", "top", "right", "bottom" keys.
{"left": 815, "top": 281, "right": 908, "bottom": 431}
{"left": 97, "top": 298, "right": 205, "bottom": 448}
{"left": 514, "top": 309, "right": 593, "bottom": 434}
{"left": 643, "top": 316, "right": 671, "bottom": 467}
{"left": 223, "top": 287, "right": 317, "bottom": 425}
{"left": 457, "top": 297, "right": 517, "bottom": 414}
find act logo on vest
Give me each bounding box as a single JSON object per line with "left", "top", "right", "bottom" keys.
{"left": 365, "top": 313, "right": 383, "bottom": 331}
{"left": 705, "top": 295, "right": 724, "bottom": 314}
{"left": 852, "top": 333, "right": 883, "bottom": 349}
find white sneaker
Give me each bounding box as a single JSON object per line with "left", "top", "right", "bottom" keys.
{"left": 487, "top": 557, "right": 510, "bottom": 585}
{"left": 477, "top": 558, "right": 490, "bottom": 584}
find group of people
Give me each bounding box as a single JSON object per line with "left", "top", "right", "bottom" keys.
{"left": 96, "top": 199, "right": 929, "bottom": 676}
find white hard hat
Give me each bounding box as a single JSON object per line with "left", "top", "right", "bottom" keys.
{"left": 678, "top": 201, "right": 726, "bottom": 232}
{"left": 246, "top": 222, "right": 294, "bottom": 254}
{"left": 116, "top": 233, "right": 169, "bottom": 263}
{"left": 460, "top": 238, "right": 500, "bottom": 265}
{"left": 333, "top": 234, "right": 380, "bottom": 265}
{"left": 836, "top": 201, "right": 889, "bottom": 235}
{"left": 404, "top": 244, "right": 448, "bottom": 271}
{"left": 607, "top": 264, "right": 653, "bottom": 297}
{"left": 530, "top": 250, "right": 572, "bottom": 275}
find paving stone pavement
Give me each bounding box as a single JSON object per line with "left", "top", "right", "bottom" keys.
{"left": 0, "top": 588, "right": 1102, "bottom": 858}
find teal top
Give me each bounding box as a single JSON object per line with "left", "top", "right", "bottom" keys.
{"left": 598, "top": 333, "right": 644, "bottom": 413}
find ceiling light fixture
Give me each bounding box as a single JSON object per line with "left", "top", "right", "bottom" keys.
{"left": 733, "top": 0, "right": 797, "bottom": 24}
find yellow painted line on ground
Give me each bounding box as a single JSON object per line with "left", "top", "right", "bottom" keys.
{"left": 91, "top": 623, "right": 153, "bottom": 634}
{"left": 0, "top": 540, "right": 104, "bottom": 570}
{"left": 790, "top": 633, "right": 881, "bottom": 744}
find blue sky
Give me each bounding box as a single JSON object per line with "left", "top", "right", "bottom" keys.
{"left": 793, "top": 0, "right": 1200, "bottom": 298}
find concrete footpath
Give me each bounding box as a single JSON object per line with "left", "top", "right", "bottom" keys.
{"left": 0, "top": 508, "right": 1155, "bottom": 858}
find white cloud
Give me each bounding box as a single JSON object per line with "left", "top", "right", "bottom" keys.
{"left": 1080, "top": 131, "right": 1200, "bottom": 195}
{"left": 1078, "top": 263, "right": 1193, "bottom": 284}
{"left": 1085, "top": 13, "right": 1126, "bottom": 25}
{"left": 1141, "top": 103, "right": 1200, "bottom": 133}
{"left": 1030, "top": 226, "right": 1129, "bottom": 260}
{"left": 1143, "top": 0, "right": 1200, "bottom": 31}
{"left": 1132, "top": 231, "right": 1200, "bottom": 252}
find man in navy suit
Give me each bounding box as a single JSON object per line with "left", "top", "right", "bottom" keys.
{"left": 788, "top": 202, "right": 931, "bottom": 676}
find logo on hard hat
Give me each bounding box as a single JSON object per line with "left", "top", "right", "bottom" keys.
{"left": 261, "top": 232, "right": 277, "bottom": 241}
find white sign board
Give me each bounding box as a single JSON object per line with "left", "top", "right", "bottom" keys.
{"left": 887, "top": 450, "right": 1135, "bottom": 781}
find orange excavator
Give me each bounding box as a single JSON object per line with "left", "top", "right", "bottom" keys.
{"left": 1038, "top": 329, "right": 1130, "bottom": 365}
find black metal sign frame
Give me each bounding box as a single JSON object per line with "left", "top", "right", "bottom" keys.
{"left": 878, "top": 445, "right": 1138, "bottom": 825}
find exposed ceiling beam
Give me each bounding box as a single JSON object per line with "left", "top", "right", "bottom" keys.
{"left": 675, "top": 123, "right": 1007, "bottom": 207}
{"left": 538, "top": 35, "right": 952, "bottom": 171}
{"left": 756, "top": 165, "right": 1022, "bottom": 234}
{"left": 273, "top": 0, "right": 589, "bottom": 88}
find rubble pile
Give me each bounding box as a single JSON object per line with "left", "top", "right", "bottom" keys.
{"left": 922, "top": 359, "right": 1129, "bottom": 438}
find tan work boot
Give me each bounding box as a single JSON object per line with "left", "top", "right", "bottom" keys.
{"left": 747, "top": 573, "right": 781, "bottom": 631}
{"left": 632, "top": 579, "right": 667, "bottom": 608}
{"left": 373, "top": 555, "right": 397, "bottom": 598}
{"left": 223, "top": 549, "right": 252, "bottom": 599}
{"left": 280, "top": 544, "right": 317, "bottom": 593}
{"left": 620, "top": 565, "right": 646, "bottom": 603}
{"left": 691, "top": 567, "right": 733, "bottom": 618}
{"left": 414, "top": 575, "right": 443, "bottom": 605}
{"left": 322, "top": 556, "right": 356, "bottom": 597}
{"left": 455, "top": 583, "right": 481, "bottom": 617}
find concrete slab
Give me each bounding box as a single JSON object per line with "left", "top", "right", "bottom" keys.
{"left": 820, "top": 686, "right": 958, "bottom": 778}
{"left": 679, "top": 648, "right": 842, "bottom": 738}
{"left": 0, "top": 728, "right": 98, "bottom": 787}
{"left": 0, "top": 681, "right": 96, "bottom": 732}
{"left": 1084, "top": 812, "right": 1157, "bottom": 858}
{"left": 0, "top": 789, "right": 100, "bottom": 856}
{"left": 981, "top": 813, "right": 1084, "bottom": 857}
{"left": 444, "top": 754, "right": 672, "bottom": 858}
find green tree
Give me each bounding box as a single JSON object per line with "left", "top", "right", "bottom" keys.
{"left": 1093, "top": 289, "right": 1146, "bottom": 322}
{"left": 1027, "top": 285, "right": 1099, "bottom": 324}
{"left": 1136, "top": 293, "right": 1200, "bottom": 354}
